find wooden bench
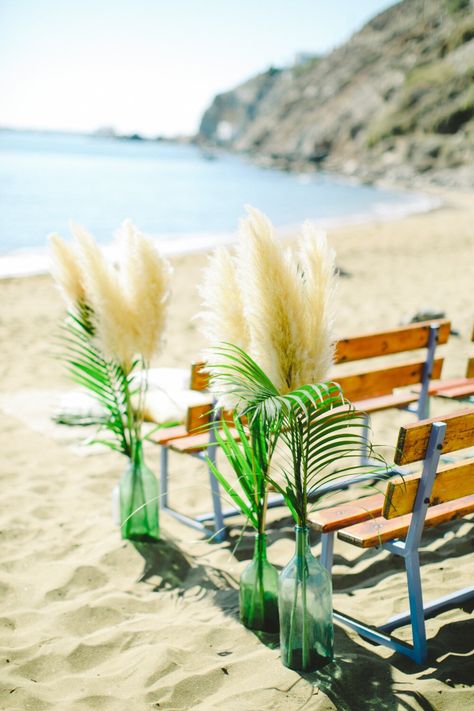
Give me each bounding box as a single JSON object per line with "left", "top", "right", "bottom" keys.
{"left": 151, "top": 319, "right": 450, "bottom": 541}
{"left": 309, "top": 408, "right": 474, "bottom": 663}
{"left": 332, "top": 319, "right": 450, "bottom": 440}
{"left": 425, "top": 322, "right": 474, "bottom": 401}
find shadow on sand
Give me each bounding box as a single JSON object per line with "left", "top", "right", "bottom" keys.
{"left": 132, "top": 514, "right": 473, "bottom": 709}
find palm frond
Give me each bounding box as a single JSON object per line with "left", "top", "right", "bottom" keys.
{"left": 58, "top": 308, "right": 134, "bottom": 456}
{"left": 205, "top": 411, "right": 278, "bottom": 533}
{"left": 207, "top": 343, "right": 389, "bottom": 527}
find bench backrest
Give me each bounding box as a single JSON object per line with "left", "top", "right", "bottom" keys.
{"left": 192, "top": 319, "right": 451, "bottom": 397}
{"left": 334, "top": 320, "right": 450, "bottom": 364}
{"left": 383, "top": 409, "right": 474, "bottom": 528}
{"left": 394, "top": 408, "right": 474, "bottom": 465}
{"left": 185, "top": 402, "right": 239, "bottom": 434}
{"left": 335, "top": 358, "right": 443, "bottom": 401}
{"left": 187, "top": 319, "right": 450, "bottom": 427}
{"left": 333, "top": 319, "right": 450, "bottom": 402}
{"left": 190, "top": 361, "right": 210, "bottom": 391}
{"left": 383, "top": 458, "right": 474, "bottom": 518}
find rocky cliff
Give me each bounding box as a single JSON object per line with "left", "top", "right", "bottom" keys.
{"left": 198, "top": 0, "right": 474, "bottom": 187}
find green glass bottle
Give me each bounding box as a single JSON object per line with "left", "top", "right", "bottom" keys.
{"left": 279, "top": 526, "right": 333, "bottom": 671}
{"left": 240, "top": 533, "right": 279, "bottom": 633}
{"left": 119, "top": 442, "right": 160, "bottom": 542}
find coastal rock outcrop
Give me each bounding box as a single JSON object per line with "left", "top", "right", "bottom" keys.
{"left": 197, "top": 0, "right": 474, "bottom": 187}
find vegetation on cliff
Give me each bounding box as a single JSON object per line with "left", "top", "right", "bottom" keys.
{"left": 198, "top": 0, "right": 474, "bottom": 186}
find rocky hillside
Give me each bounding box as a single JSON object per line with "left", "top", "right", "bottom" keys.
{"left": 198, "top": 0, "right": 474, "bottom": 187}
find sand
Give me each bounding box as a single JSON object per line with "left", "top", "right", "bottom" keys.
{"left": 0, "top": 190, "right": 473, "bottom": 710}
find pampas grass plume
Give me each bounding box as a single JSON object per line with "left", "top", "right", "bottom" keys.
{"left": 118, "top": 220, "right": 171, "bottom": 363}
{"left": 237, "top": 206, "right": 307, "bottom": 392}
{"left": 71, "top": 223, "right": 137, "bottom": 368}
{"left": 200, "top": 205, "right": 336, "bottom": 398}
{"left": 199, "top": 246, "right": 249, "bottom": 351}
{"left": 297, "top": 221, "right": 336, "bottom": 385}
{"left": 48, "top": 233, "right": 86, "bottom": 306}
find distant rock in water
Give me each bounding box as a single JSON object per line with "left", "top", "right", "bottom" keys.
{"left": 197, "top": 0, "right": 474, "bottom": 188}
{"left": 118, "top": 133, "right": 145, "bottom": 141}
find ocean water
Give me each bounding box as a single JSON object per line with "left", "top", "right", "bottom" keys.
{"left": 0, "top": 130, "right": 435, "bottom": 276}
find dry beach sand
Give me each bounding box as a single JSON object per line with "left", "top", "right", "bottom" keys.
{"left": 0, "top": 191, "right": 473, "bottom": 710}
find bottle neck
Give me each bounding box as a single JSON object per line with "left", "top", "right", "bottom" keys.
{"left": 131, "top": 439, "right": 144, "bottom": 469}
{"left": 295, "top": 525, "right": 310, "bottom": 558}
{"left": 253, "top": 532, "right": 268, "bottom": 561}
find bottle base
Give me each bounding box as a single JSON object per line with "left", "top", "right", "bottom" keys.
{"left": 282, "top": 648, "right": 333, "bottom": 673}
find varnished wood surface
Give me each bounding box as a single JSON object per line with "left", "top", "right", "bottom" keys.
{"left": 383, "top": 459, "right": 474, "bottom": 518}
{"left": 190, "top": 361, "right": 209, "bottom": 391}
{"left": 437, "top": 381, "right": 474, "bottom": 399}
{"left": 169, "top": 427, "right": 241, "bottom": 454}
{"left": 148, "top": 424, "right": 189, "bottom": 445}
{"left": 185, "top": 403, "right": 213, "bottom": 432}
{"left": 334, "top": 320, "right": 450, "bottom": 364}
{"left": 335, "top": 358, "right": 443, "bottom": 401}
{"left": 395, "top": 409, "right": 474, "bottom": 465}
{"left": 352, "top": 391, "right": 418, "bottom": 414}
{"left": 338, "top": 494, "right": 474, "bottom": 548}
{"left": 308, "top": 493, "right": 384, "bottom": 533}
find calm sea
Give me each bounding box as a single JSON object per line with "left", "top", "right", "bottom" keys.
{"left": 0, "top": 130, "right": 434, "bottom": 275}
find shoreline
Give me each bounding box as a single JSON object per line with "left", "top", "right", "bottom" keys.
{"left": 0, "top": 188, "right": 443, "bottom": 280}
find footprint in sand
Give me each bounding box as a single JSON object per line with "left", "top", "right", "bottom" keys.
{"left": 67, "top": 641, "right": 117, "bottom": 672}
{"left": 32, "top": 505, "right": 61, "bottom": 520}
{"left": 17, "top": 653, "right": 66, "bottom": 682}
{"left": 73, "top": 695, "right": 123, "bottom": 710}
{"left": 59, "top": 604, "right": 124, "bottom": 635}
{"left": 0, "top": 615, "right": 16, "bottom": 632}
{"left": 45, "top": 566, "right": 109, "bottom": 601}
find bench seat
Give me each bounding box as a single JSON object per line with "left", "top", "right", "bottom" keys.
{"left": 338, "top": 494, "right": 474, "bottom": 548}
{"left": 433, "top": 379, "right": 474, "bottom": 399}
{"left": 168, "top": 427, "right": 241, "bottom": 454}
{"left": 150, "top": 424, "right": 190, "bottom": 445}
{"left": 352, "top": 391, "right": 418, "bottom": 414}
{"left": 309, "top": 493, "right": 385, "bottom": 533}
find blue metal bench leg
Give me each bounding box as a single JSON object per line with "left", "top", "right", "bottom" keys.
{"left": 321, "top": 532, "right": 334, "bottom": 573}
{"left": 405, "top": 551, "right": 427, "bottom": 664}
{"left": 417, "top": 324, "right": 439, "bottom": 420}
{"left": 206, "top": 445, "right": 226, "bottom": 543}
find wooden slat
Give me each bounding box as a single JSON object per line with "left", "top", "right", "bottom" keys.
{"left": 383, "top": 459, "right": 474, "bottom": 518}
{"left": 335, "top": 358, "right": 443, "bottom": 401}
{"left": 221, "top": 409, "right": 236, "bottom": 426}
{"left": 190, "top": 361, "right": 209, "bottom": 391}
{"left": 466, "top": 358, "right": 474, "bottom": 379}
{"left": 423, "top": 377, "right": 470, "bottom": 396}
{"left": 352, "top": 391, "right": 418, "bottom": 414}
{"left": 437, "top": 380, "right": 474, "bottom": 399}
{"left": 308, "top": 493, "right": 384, "bottom": 533}
{"left": 338, "top": 494, "right": 474, "bottom": 548}
{"left": 395, "top": 409, "right": 474, "bottom": 465}
{"left": 334, "top": 320, "right": 450, "bottom": 363}
{"left": 169, "top": 427, "right": 241, "bottom": 454}
{"left": 185, "top": 403, "right": 212, "bottom": 432}
{"left": 148, "top": 424, "right": 189, "bottom": 445}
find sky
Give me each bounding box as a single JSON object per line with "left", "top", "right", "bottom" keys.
{"left": 0, "top": 0, "right": 398, "bottom": 137}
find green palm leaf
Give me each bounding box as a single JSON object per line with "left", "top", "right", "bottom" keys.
{"left": 58, "top": 308, "right": 135, "bottom": 457}
{"left": 207, "top": 343, "right": 389, "bottom": 527}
